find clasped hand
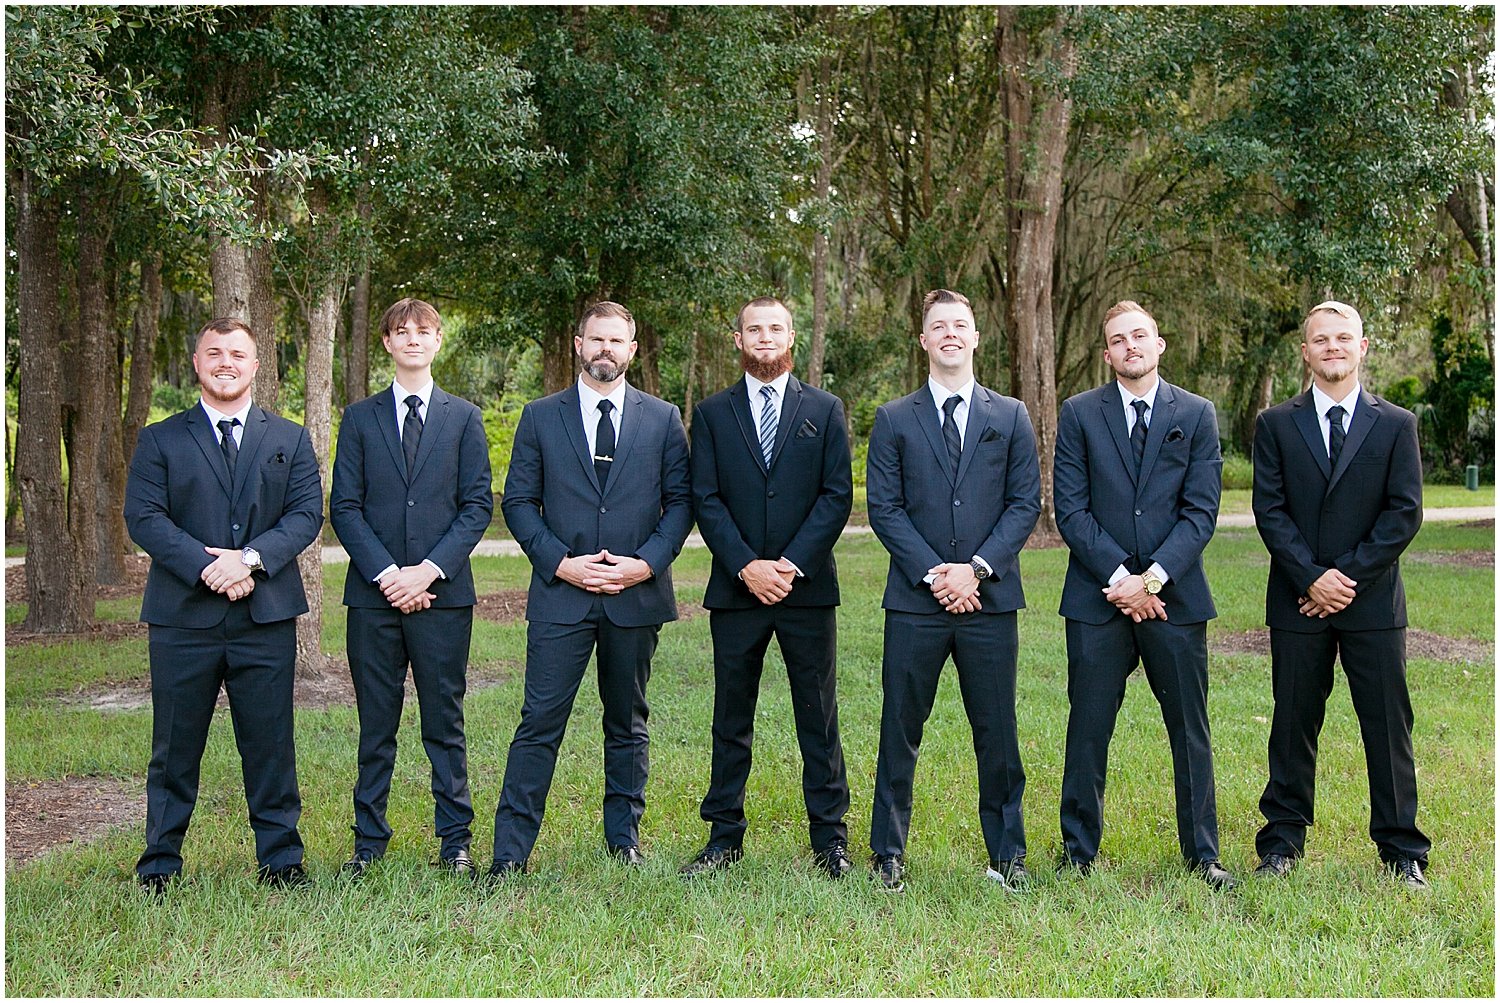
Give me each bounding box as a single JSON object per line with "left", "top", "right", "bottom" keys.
{"left": 556, "top": 550, "right": 653, "bottom": 594}
{"left": 202, "top": 547, "right": 256, "bottom": 601}
{"left": 929, "top": 562, "right": 982, "bottom": 614}
{"left": 1102, "top": 574, "right": 1168, "bottom": 623}
{"left": 381, "top": 564, "right": 439, "bottom": 615}
{"left": 1299, "top": 568, "right": 1357, "bottom": 618}
{"left": 742, "top": 558, "right": 797, "bottom": 605}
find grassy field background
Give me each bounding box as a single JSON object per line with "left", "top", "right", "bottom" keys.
{"left": 4, "top": 522, "right": 1494, "bottom": 995}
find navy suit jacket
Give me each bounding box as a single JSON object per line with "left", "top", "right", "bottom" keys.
{"left": 330, "top": 386, "right": 493, "bottom": 608}
{"left": 866, "top": 384, "right": 1041, "bottom": 614}
{"left": 1252, "top": 389, "right": 1422, "bottom": 633}
{"left": 125, "top": 404, "right": 323, "bottom": 628}
{"left": 1054, "top": 380, "right": 1222, "bottom": 625}
{"left": 691, "top": 376, "right": 852, "bottom": 610}
{"left": 501, "top": 382, "right": 693, "bottom": 627}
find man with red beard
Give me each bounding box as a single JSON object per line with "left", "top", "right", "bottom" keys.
{"left": 488, "top": 301, "right": 692, "bottom": 879}
{"left": 678, "top": 297, "right": 854, "bottom": 879}
{"left": 1252, "top": 300, "right": 1430, "bottom": 888}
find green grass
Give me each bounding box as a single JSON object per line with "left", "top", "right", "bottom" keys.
{"left": 5, "top": 526, "right": 1493, "bottom": 995}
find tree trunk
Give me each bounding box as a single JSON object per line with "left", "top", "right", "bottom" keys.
{"left": 635, "top": 320, "right": 662, "bottom": 397}
{"left": 346, "top": 260, "right": 371, "bottom": 405}
{"left": 1000, "top": 7, "right": 1075, "bottom": 544}
{"left": 14, "top": 169, "right": 87, "bottom": 632}
{"left": 542, "top": 324, "right": 574, "bottom": 395}
{"left": 124, "top": 254, "right": 163, "bottom": 464}
{"left": 808, "top": 49, "right": 835, "bottom": 389}
{"left": 94, "top": 224, "right": 130, "bottom": 586}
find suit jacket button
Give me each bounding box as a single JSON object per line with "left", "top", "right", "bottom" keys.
{"left": 768, "top": 490, "right": 776, "bottom": 498}
{"left": 949, "top": 539, "right": 957, "bottom": 548}
{"left": 408, "top": 500, "right": 416, "bottom": 507}
{"left": 1134, "top": 509, "right": 1143, "bottom": 516}
{"left": 599, "top": 506, "right": 607, "bottom": 514}
{"left": 953, "top": 499, "right": 962, "bottom": 507}
{"left": 232, "top": 523, "right": 241, "bottom": 531}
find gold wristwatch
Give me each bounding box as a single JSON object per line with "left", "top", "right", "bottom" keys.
{"left": 1141, "top": 570, "right": 1163, "bottom": 595}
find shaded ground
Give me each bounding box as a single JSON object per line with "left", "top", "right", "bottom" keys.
{"left": 5, "top": 776, "right": 145, "bottom": 868}
{"left": 1213, "top": 627, "right": 1492, "bottom": 664}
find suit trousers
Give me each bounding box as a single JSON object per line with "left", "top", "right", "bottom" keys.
{"left": 870, "top": 610, "right": 1025, "bottom": 862}
{"left": 1060, "top": 616, "right": 1220, "bottom": 865}
{"left": 491, "top": 600, "right": 658, "bottom": 863}
{"left": 347, "top": 605, "right": 474, "bottom": 858}
{"left": 1257, "top": 626, "right": 1430, "bottom": 865}
{"left": 138, "top": 603, "right": 302, "bottom": 877}
{"left": 700, "top": 605, "right": 849, "bottom": 851}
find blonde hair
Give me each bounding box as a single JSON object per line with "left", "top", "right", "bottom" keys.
{"left": 921, "top": 289, "right": 973, "bottom": 327}
{"left": 1302, "top": 300, "right": 1363, "bottom": 341}
{"left": 1102, "top": 300, "right": 1158, "bottom": 336}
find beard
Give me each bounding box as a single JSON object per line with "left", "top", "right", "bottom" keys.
{"left": 199, "top": 373, "right": 249, "bottom": 404}
{"left": 583, "top": 353, "right": 628, "bottom": 383}
{"left": 1112, "top": 356, "right": 1157, "bottom": 381}
{"left": 1309, "top": 357, "right": 1357, "bottom": 384}
{"left": 740, "top": 346, "right": 793, "bottom": 383}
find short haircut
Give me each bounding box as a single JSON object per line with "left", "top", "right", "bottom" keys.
{"left": 1102, "top": 300, "right": 1158, "bottom": 336}
{"left": 194, "top": 317, "right": 256, "bottom": 349}
{"left": 379, "top": 297, "right": 442, "bottom": 338}
{"left": 1302, "top": 300, "right": 1363, "bottom": 341}
{"left": 921, "top": 288, "right": 973, "bottom": 327}
{"left": 735, "top": 296, "right": 792, "bottom": 333}
{"left": 577, "top": 300, "right": 636, "bottom": 340}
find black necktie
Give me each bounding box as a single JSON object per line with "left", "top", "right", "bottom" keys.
{"left": 1131, "top": 399, "right": 1149, "bottom": 472}
{"left": 403, "top": 395, "right": 423, "bottom": 477}
{"left": 942, "top": 395, "right": 963, "bottom": 476}
{"left": 1327, "top": 404, "right": 1346, "bottom": 468}
{"left": 595, "top": 399, "right": 616, "bottom": 489}
{"left": 217, "top": 418, "right": 240, "bottom": 479}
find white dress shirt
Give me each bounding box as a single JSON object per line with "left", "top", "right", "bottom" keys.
{"left": 1108, "top": 378, "right": 1169, "bottom": 588}
{"left": 200, "top": 398, "right": 252, "bottom": 447}
{"left": 1311, "top": 382, "right": 1360, "bottom": 456}
{"left": 740, "top": 370, "right": 800, "bottom": 578}
{"left": 375, "top": 378, "right": 445, "bottom": 584}
{"left": 578, "top": 377, "right": 627, "bottom": 460}
{"left": 922, "top": 378, "right": 990, "bottom": 581}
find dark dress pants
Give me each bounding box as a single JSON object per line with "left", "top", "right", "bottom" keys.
{"left": 699, "top": 605, "right": 849, "bottom": 851}
{"left": 347, "top": 605, "right": 474, "bottom": 859}
{"left": 870, "top": 610, "right": 1025, "bottom": 863}
{"left": 1256, "top": 626, "right": 1430, "bottom": 865}
{"left": 138, "top": 603, "right": 302, "bottom": 878}
{"left": 491, "top": 600, "right": 657, "bottom": 864}
{"left": 1060, "top": 616, "right": 1220, "bottom": 866}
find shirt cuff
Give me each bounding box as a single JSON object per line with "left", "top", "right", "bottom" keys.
{"left": 922, "top": 573, "right": 937, "bottom": 585}
{"left": 422, "top": 558, "right": 446, "bottom": 580}
{"left": 781, "top": 558, "right": 804, "bottom": 578}
{"left": 1108, "top": 564, "right": 1130, "bottom": 587}
{"left": 373, "top": 564, "right": 398, "bottom": 584}
{"left": 1147, "top": 562, "right": 1169, "bottom": 585}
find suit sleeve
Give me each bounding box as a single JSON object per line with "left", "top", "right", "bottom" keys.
{"left": 780, "top": 396, "right": 853, "bottom": 579}
{"left": 123, "top": 424, "right": 214, "bottom": 587}
{"left": 635, "top": 404, "right": 693, "bottom": 575}
{"left": 1252, "top": 410, "right": 1326, "bottom": 593}
{"left": 244, "top": 425, "right": 324, "bottom": 578}
{"left": 501, "top": 402, "right": 571, "bottom": 584}
{"left": 866, "top": 404, "right": 943, "bottom": 586}
{"left": 690, "top": 404, "right": 758, "bottom": 576}
{"left": 1337, "top": 409, "right": 1423, "bottom": 589}
{"left": 971, "top": 401, "right": 1041, "bottom": 573}
{"left": 1052, "top": 396, "right": 1130, "bottom": 583}
{"left": 1146, "top": 399, "right": 1222, "bottom": 581}
{"left": 329, "top": 408, "right": 399, "bottom": 582}
{"left": 423, "top": 404, "right": 495, "bottom": 575}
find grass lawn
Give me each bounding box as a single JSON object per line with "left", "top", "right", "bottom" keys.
{"left": 4, "top": 524, "right": 1494, "bottom": 995}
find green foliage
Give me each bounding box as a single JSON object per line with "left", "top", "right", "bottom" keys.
{"left": 1219, "top": 452, "right": 1253, "bottom": 491}
{"left": 482, "top": 399, "right": 526, "bottom": 494}
{"left": 1423, "top": 315, "right": 1494, "bottom": 475}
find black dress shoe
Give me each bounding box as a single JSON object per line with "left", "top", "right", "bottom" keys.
{"left": 1190, "top": 859, "right": 1238, "bottom": 891}
{"left": 678, "top": 844, "right": 742, "bottom": 878}
{"left": 258, "top": 863, "right": 310, "bottom": 889}
{"left": 138, "top": 872, "right": 177, "bottom": 895}
{"left": 871, "top": 853, "right": 905, "bottom": 892}
{"left": 1055, "top": 855, "right": 1093, "bottom": 877}
{"left": 439, "top": 849, "right": 478, "bottom": 877}
{"left": 1385, "top": 857, "right": 1429, "bottom": 889}
{"left": 987, "top": 857, "right": 1030, "bottom": 891}
{"left": 485, "top": 859, "right": 527, "bottom": 884}
{"left": 341, "top": 851, "right": 378, "bottom": 880}
{"left": 815, "top": 840, "right": 854, "bottom": 879}
{"left": 608, "top": 844, "right": 646, "bottom": 866}
{"left": 1254, "top": 852, "right": 1297, "bottom": 878}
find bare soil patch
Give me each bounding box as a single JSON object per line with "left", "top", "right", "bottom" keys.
{"left": 5, "top": 776, "right": 145, "bottom": 868}
{"left": 473, "top": 588, "right": 702, "bottom": 625}
{"left": 1405, "top": 549, "right": 1493, "bottom": 569}
{"left": 1213, "top": 627, "right": 1492, "bottom": 664}
{"left": 1460, "top": 518, "right": 1494, "bottom": 529}
{"left": 6, "top": 555, "right": 151, "bottom": 604}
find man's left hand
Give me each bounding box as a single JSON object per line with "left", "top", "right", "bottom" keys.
{"left": 381, "top": 564, "right": 441, "bottom": 608}
{"left": 202, "top": 547, "right": 253, "bottom": 593}
{"left": 596, "top": 550, "right": 654, "bottom": 592}
{"left": 929, "top": 562, "right": 979, "bottom": 610}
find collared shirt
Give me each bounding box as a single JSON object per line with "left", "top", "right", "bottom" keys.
{"left": 1116, "top": 377, "right": 1161, "bottom": 436}
{"left": 744, "top": 370, "right": 792, "bottom": 433}
{"left": 927, "top": 377, "right": 975, "bottom": 446}
{"left": 200, "top": 398, "right": 252, "bottom": 448}
{"left": 1311, "top": 382, "right": 1360, "bottom": 456}
{"left": 578, "top": 377, "right": 627, "bottom": 459}
{"left": 392, "top": 378, "right": 434, "bottom": 441}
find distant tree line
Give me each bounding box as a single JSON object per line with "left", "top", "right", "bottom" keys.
{"left": 6, "top": 5, "right": 1493, "bottom": 641}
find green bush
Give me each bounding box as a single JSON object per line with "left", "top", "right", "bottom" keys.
{"left": 1220, "top": 451, "right": 1254, "bottom": 490}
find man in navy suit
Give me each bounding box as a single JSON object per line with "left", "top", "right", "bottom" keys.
{"left": 125, "top": 318, "right": 323, "bottom": 891}
{"left": 679, "top": 297, "right": 854, "bottom": 880}
{"left": 865, "top": 288, "right": 1041, "bottom": 892}
{"left": 330, "top": 298, "right": 493, "bottom": 878}
{"left": 488, "top": 301, "right": 693, "bottom": 879}
{"left": 1053, "top": 300, "right": 1234, "bottom": 889}
{"left": 1252, "top": 300, "right": 1430, "bottom": 888}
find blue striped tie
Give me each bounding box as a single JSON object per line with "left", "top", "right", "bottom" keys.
{"left": 758, "top": 385, "right": 777, "bottom": 467}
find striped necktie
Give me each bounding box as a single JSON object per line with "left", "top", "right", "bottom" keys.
{"left": 758, "top": 385, "right": 777, "bottom": 467}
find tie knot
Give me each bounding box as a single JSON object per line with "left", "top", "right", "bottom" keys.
{"left": 405, "top": 395, "right": 422, "bottom": 413}
{"left": 1131, "top": 399, "right": 1149, "bottom": 417}
{"left": 217, "top": 418, "right": 239, "bottom": 435}
{"left": 598, "top": 399, "right": 614, "bottom": 415}
{"left": 943, "top": 394, "right": 962, "bottom": 417}
{"left": 1327, "top": 404, "right": 1345, "bottom": 422}
{"left": 760, "top": 385, "right": 775, "bottom": 402}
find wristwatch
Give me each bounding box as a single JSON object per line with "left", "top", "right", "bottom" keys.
{"left": 241, "top": 547, "right": 264, "bottom": 573}
{"left": 1141, "top": 570, "right": 1163, "bottom": 595}
{"left": 970, "top": 558, "right": 991, "bottom": 580}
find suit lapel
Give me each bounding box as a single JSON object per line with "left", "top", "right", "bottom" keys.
{"left": 558, "top": 385, "right": 602, "bottom": 495}
{"left": 1326, "top": 389, "right": 1380, "bottom": 492}
{"left": 230, "top": 406, "right": 270, "bottom": 504}
{"left": 728, "top": 380, "right": 766, "bottom": 473}
{"left": 767, "top": 376, "right": 804, "bottom": 472}
{"left": 914, "top": 390, "right": 956, "bottom": 488}
{"left": 370, "top": 388, "right": 406, "bottom": 484}
{"left": 603, "top": 385, "right": 644, "bottom": 499}
{"left": 408, "top": 387, "right": 450, "bottom": 483}
{"left": 1292, "top": 391, "right": 1332, "bottom": 480}
{"left": 953, "top": 386, "right": 990, "bottom": 487}
{"left": 1135, "top": 382, "right": 1177, "bottom": 488}
{"left": 186, "top": 404, "right": 233, "bottom": 497}
{"left": 1099, "top": 385, "right": 1137, "bottom": 487}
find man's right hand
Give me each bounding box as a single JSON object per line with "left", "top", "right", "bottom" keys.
{"left": 1304, "top": 568, "right": 1357, "bottom": 616}
{"left": 741, "top": 559, "right": 795, "bottom": 605}
{"left": 556, "top": 552, "right": 624, "bottom": 594}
